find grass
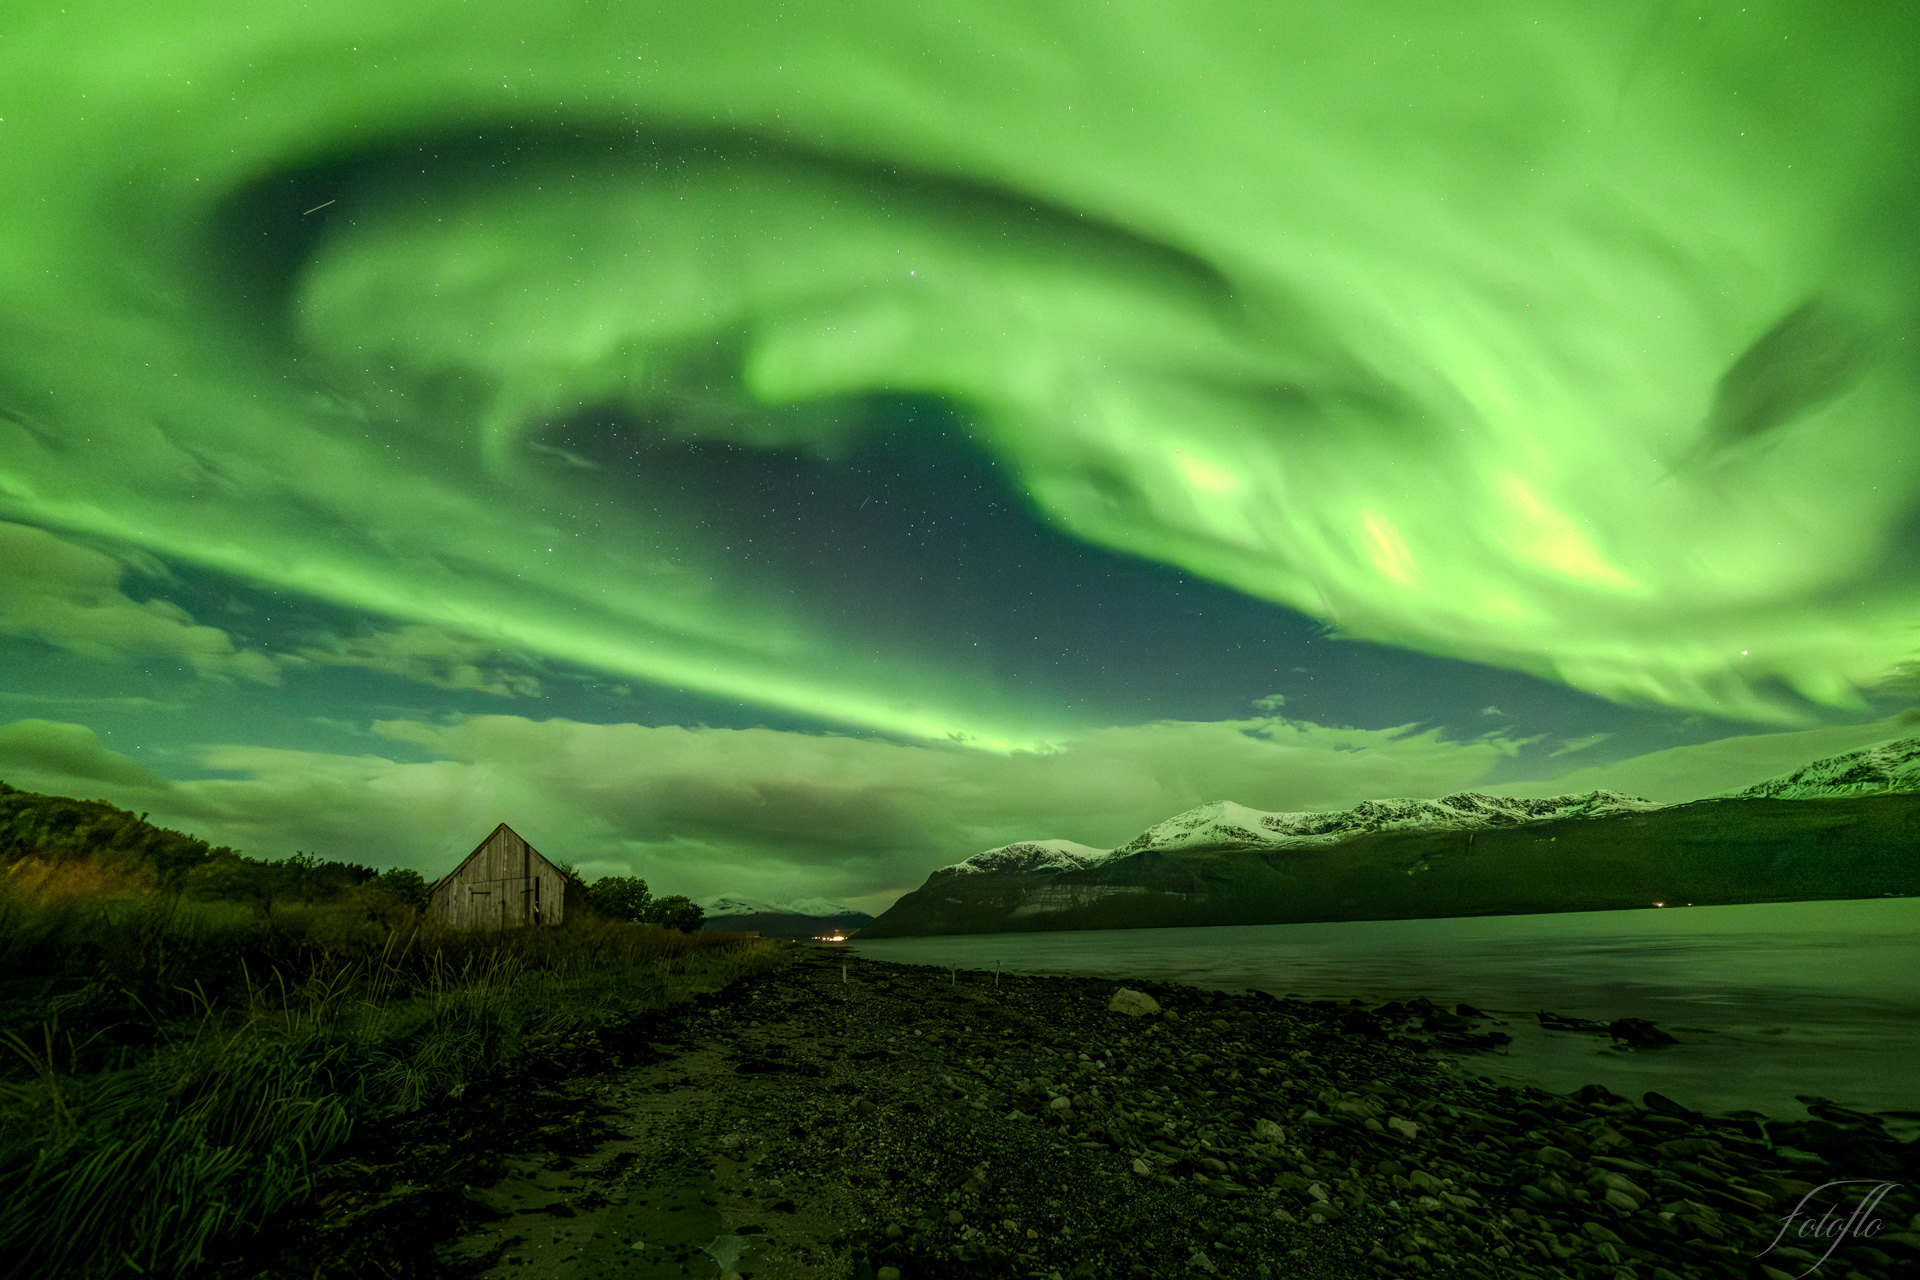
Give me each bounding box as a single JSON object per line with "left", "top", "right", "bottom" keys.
{"left": 0, "top": 862, "right": 786, "bottom": 1278}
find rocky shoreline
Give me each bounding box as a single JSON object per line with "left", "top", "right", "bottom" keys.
{"left": 227, "top": 947, "right": 1920, "bottom": 1279}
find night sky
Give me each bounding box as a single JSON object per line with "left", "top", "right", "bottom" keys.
{"left": 2, "top": 2, "right": 1916, "bottom": 912}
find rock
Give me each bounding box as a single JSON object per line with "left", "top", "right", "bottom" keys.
{"left": 1642, "top": 1090, "right": 1703, "bottom": 1123}
{"left": 1187, "top": 1249, "right": 1220, "bottom": 1273}
{"left": 1538, "top": 1010, "right": 1610, "bottom": 1033}
{"left": 1533, "top": 1145, "right": 1574, "bottom": 1166}
{"left": 1609, "top": 1017, "right": 1679, "bottom": 1048}
{"left": 946, "top": 1208, "right": 965, "bottom": 1225}
{"left": 1590, "top": 1171, "right": 1649, "bottom": 1208}
{"left": 1581, "top": 1221, "right": 1624, "bottom": 1245}
{"left": 1049, "top": 1096, "right": 1073, "bottom": 1112}
{"left": 1387, "top": 1117, "right": 1421, "bottom": 1140}
{"left": 1131, "top": 1158, "right": 1151, "bottom": 1176}
{"left": 877, "top": 1269, "right": 903, "bottom": 1280}
{"left": 1252, "top": 1118, "right": 1285, "bottom": 1142}
{"left": 1107, "top": 988, "right": 1162, "bottom": 1017}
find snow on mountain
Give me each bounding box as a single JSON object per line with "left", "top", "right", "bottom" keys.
{"left": 1725, "top": 735, "right": 1920, "bottom": 800}
{"left": 931, "top": 839, "right": 1112, "bottom": 880}
{"left": 1114, "top": 790, "right": 1662, "bottom": 855}
{"left": 930, "top": 791, "right": 1663, "bottom": 879}
{"left": 701, "top": 895, "right": 863, "bottom": 918}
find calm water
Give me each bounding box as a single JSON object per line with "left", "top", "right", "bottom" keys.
{"left": 852, "top": 898, "right": 1920, "bottom": 1133}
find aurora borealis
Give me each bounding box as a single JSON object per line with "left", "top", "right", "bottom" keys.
{"left": 2, "top": 2, "right": 1917, "bottom": 907}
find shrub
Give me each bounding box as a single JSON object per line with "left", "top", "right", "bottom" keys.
{"left": 586, "top": 875, "right": 651, "bottom": 922}
{"left": 642, "top": 894, "right": 705, "bottom": 933}
{"left": 370, "top": 868, "right": 428, "bottom": 909}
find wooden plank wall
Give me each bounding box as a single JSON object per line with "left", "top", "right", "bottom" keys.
{"left": 428, "top": 826, "right": 568, "bottom": 930}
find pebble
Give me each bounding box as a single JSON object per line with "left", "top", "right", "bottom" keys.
{"left": 502, "top": 951, "right": 1920, "bottom": 1280}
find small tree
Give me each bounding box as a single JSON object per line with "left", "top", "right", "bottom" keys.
{"left": 588, "top": 875, "right": 652, "bottom": 922}
{"left": 643, "top": 894, "right": 705, "bottom": 933}
{"left": 371, "top": 867, "right": 429, "bottom": 909}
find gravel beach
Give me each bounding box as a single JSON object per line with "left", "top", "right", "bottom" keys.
{"left": 235, "top": 946, "right": 1920, "bottom": 1280}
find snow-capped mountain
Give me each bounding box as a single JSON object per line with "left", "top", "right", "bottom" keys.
{"left": 1724, "top": 735, "right": 1920, "bottom": 800}
{"left": 868, "top": 735, "right": 1920, "bottom": 938}
{"left": 931, "top": 791, "right": 1661, "bottom": 876}
{"left": 932, "top": 840, "right": 1112, "bottom": 880}
{"left": 1117, "top": 791, "right": 1662, "bottom": 854}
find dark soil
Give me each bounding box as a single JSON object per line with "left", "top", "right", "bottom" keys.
{"left": 218, "top": 948, "right": 1920, "bottom": 1280}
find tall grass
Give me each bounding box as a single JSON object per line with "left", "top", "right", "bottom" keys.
{"left": 0, "top": 870, "right": 785, "bottom": 1278}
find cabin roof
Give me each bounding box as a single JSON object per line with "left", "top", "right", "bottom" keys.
{"left": 428, "top": 822, "right": 557, "bottom": 895}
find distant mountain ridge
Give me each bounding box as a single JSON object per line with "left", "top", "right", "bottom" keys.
{"left": 699, "top": 894, "right": 873, "bottom": 939}
{"left": 935, "top": 791, "right": 1665, "bottom": 881}
{"left": 867, "top": 736, "right": 1920, "bottom": 938}
{"left": 701, "top": 895, "right": 862, "bottom": 918}
{"left": 1723, "top": 735, "right": 1920, "bottom": 800}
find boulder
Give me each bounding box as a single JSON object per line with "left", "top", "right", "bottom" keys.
{"left": 1107, "top": 988, "right": 1162, "bottom": 1017}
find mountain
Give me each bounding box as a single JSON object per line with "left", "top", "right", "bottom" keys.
{"left": 864, "top": 738, "right": 1920, "bottom": 937}
{"left": 699, "top": 894, "right": 873, "bottom": 940}
{"left": 1721, "top": 735, "right": 1920, "bottom": 800}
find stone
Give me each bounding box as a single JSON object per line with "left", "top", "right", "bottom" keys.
{"left": 877, "top": 1269, "right": 903, "bottom": 1280}
{"left": 1388, "top": 1118, "right": 1421, "bottom": 1140}
{"left": 1581, "top": 1221, "right": 1624, "bottom": 1245}
{"left": 1131, "top": 1158, "right": 1152, "bottom": 1176}
{"left": 1253, "top": 1118, "right": 1285, "bottom": 1142}
{"left": 1049, "top": 1096, "right": 1073, "bottom": 1112}
{"left": 947, "top": 1208, "right": 965, "bottom": 1225}
{"left": 1108, "top": 988, "right": 1162, "bottom": 1017}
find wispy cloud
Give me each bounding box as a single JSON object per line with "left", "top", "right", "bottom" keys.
{"left": 0, "top": 522, "right": 278, "bottom": 683}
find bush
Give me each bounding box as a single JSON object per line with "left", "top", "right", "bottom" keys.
{"left": 585, "top": 875, "right": 651, "bottom": 922}
{"left": 642, "top": 894, "right": 704, "bottom": 933}
{"left": 370, "top": 868, "right": 428, "bottom": 909}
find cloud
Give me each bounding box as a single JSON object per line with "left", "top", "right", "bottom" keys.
{"left": 0, "top": 712, "right": 1521, "bottom": 909}
{"left": 291, "top": 624, "right": 545, "bottom": 697}
{"left": 0, "top": 522, "right": 279, "bottom": 682}
{"left": 10, "top": 709, "right": 1911, "bottom": 913}
{"left": 0, "top": 719, "right": 174, "bottom": 791}
{"left": 1483, "top": 714, "right": 1919, "bottom": 804}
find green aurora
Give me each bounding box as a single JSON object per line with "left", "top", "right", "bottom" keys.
{"left": 2, "top": 1, "right": 1918, "bottom": 749}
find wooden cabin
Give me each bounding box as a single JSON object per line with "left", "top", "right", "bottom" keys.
{"left": 427, "top": 823, "right": 567, "bottom": 930}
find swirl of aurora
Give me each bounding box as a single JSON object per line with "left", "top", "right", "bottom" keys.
{"left": 1, "top": 1, "right": 1917, "bottom": 743}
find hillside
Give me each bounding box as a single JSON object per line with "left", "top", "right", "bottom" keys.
{"left": 866, "top": 737, "right": 1920, "bottom": 937}
{"left": 699, "top": 895, "right": 873, "bottom": 940}
{"left": 0, "top": 781, "right": 235, "bottom": 883}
